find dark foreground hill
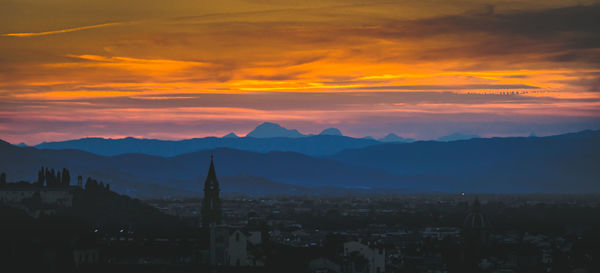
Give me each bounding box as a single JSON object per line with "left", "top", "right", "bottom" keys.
{"left": 0, "top": 185, "right": 192, "bottom": 272}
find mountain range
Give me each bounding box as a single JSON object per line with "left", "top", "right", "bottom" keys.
{"left": 246, "top": 122, "right": 305, "bottom": 138}
{"left": 2, "top": 130, "right": 599, "bottom": 196}
{"left": 35, "top": 134, "right": 379, "bottom": 157}
{"left": 330, "top": 130, "right": 600, "bottom": 192}
{"left": 319, "top": 128, "right": 343, "bottom": 136}
{"left": 437, "top": 132, "right": 480, "bottom": 142}
{"left": 0, "top": 140, "right": 401, "bottom": 197}
{"left": 379, "top": 133, "right": 415, "bottom": 143}
{"left": 34, "top": 122, "right": 417, "bottom": 157}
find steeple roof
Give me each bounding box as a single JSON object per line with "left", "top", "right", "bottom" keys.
{"left": 204, "top": 153, "right": 219, "bottom": 191}
{"left": 202, "top": 153, "right": 222, "bottom": 228}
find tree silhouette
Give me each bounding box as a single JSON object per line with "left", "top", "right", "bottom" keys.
{"left": 85, "top": 177, "right": 98, "bottom": 190}
{"left": 82, "top": 177, "right": 111, "bottom": 192}
{"left": 61, "top": 168, "right": 70, "bottom": 187}
{"left": 56, "top": 171, "right": 61, "bottom": 187}
{"left": 0, "top": 172, "right": 6, "bottom": 186}
{"left": 45, "top": 168, "right": 50, "bottom": 186}
{"left": 46, "top": 168, "right": 56, "bottom": 187}
{"left": 37, "top": 167, "right": 45, "bottom": 186}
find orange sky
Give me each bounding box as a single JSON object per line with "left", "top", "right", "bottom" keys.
{"left": 1, "top": 0, "right": 599, "bottom": 144}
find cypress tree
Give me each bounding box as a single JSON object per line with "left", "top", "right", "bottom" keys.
{"left": 62, "top": 168, "right": 70, "bottom": 186}
{"left": 38, "top": 166, "right": 45, "bottom": 186}
{"left": 56, "top": 171, "right": 61, "bottom": 187}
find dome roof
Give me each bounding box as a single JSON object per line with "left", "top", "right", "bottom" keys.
{"left": 464, "top": 211, "right": 488, "bottom": 229}
{"left": 464, "top": 198, "right": 489, "bottom": 229}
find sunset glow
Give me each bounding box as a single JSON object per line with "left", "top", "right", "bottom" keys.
{"left": 1, "top": 0, "right": 599, "bottom": 144}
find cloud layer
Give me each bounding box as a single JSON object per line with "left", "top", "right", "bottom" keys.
{"left": 1, "top": 0, "right": 599, "bottom": 144}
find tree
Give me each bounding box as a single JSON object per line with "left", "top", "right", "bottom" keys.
{"left": 61, "top": 168, "right": 70, "bottom": 186}
{"left": 56, "top": 171, "right": 61, "bottom": 187}
{"left": 46, "top": 168, "right": 56, "bottom": 187}
{"left": 85, "top": 177, "right": 92, "bottom": 189}
{"left": 51, "top": 169, "right": 56, "bottom": 186}
{"left": 0, "top": 172, "right": 6, "bottom": 186}
{"left": 37, "top": 166, "right": 45, "bottom": 186}
{"left": 45, "top": 168, "right": 51, "bottom": 186}
{"left": 85, "top": 177, "right": 98, "bottom": 190}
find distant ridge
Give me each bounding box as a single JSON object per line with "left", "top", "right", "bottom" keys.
{"left": 246, "top": 122, "right": 304, "bottom": 138}
{"left": 0, "top": 144, "right": 402, "bottom": 197}
{"left": 2, "top": 130, "right": 599, "bottom": 195}
{"left": 330, "top": 130, "right": 600, "bottom": 193}
{"left": 437, "top": 132, "right": 480, "bottom": 141}
{"left": 34, "top": 133, "right": 379, "bottom": 157}
{"left": 223, "top": 132, "right": 239, "bottom": 138}
{"left": 319, "top": 128, "right": 343, "bottom": 136}
{"left": 0, "top": 131, "right": 600, "bottom": 193}
{"left": 379, "top": 133, "right": 414, "bottom": 143}
{"left": 0, "top": 139, "right": 11, "bottom": 147}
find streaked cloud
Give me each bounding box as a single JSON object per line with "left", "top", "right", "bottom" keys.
{"left": 1, "top": 22, "right": 126, "bottom": 37}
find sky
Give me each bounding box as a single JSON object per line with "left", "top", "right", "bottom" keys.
{"left": 1, "top": 0, "right": 599, "bottom": 144}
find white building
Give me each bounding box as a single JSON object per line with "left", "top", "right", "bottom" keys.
{"left": 309, "top": 257, "right": 341, "bottom": 273}
{"left": 210, "top": 225, "right": 264, "bottom": 267}
{"left": 0, "top": 187, "right": 75, "bottom": 207}
{"left": 344, "top": 241, "right": 385, "bottom": 273}
{"left": 227, "top": 229, "right": 249, "bottom": 266}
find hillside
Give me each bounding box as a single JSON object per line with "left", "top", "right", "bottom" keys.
{"left": 35, "top": 135, "right": 379, "bottom": 157}
{"left": 0, "top": 142, "right": 402, "bottom": 197}
{"left": 3, "top": 130, "right": 600, "bottom": 195}
{"left": 330, "top": 130, "right": 600, "bottom": 192}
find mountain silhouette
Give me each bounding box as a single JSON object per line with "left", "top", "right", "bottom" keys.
{"left": 379, "top": 133, "right": 414, "bottom": 143}
{"left": 246, "top": 122, "right": 304, "bottom": 138}
{"left": 437, "top": 132, "right": 480, "bottom": 141}
{"left": 0, "top": 142, "right": 401, "bottom": 197}
{"left": 35, "top": 134, "right": 379, "bottom": 157}
{"left": 222, "top": 132, "right": 239, "bottom": 138}
{"left": 319, "top": 128, "right": 343, "bottom": 136}
{"left": 5, "top": 130, "right": 600, "bottom": 195}
{"left": 331, "top": 130, "right": 600, "bottom": 193}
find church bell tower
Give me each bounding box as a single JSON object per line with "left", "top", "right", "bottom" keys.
{"left": 202, "top": 154, "right": 222, "bottom": 228}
